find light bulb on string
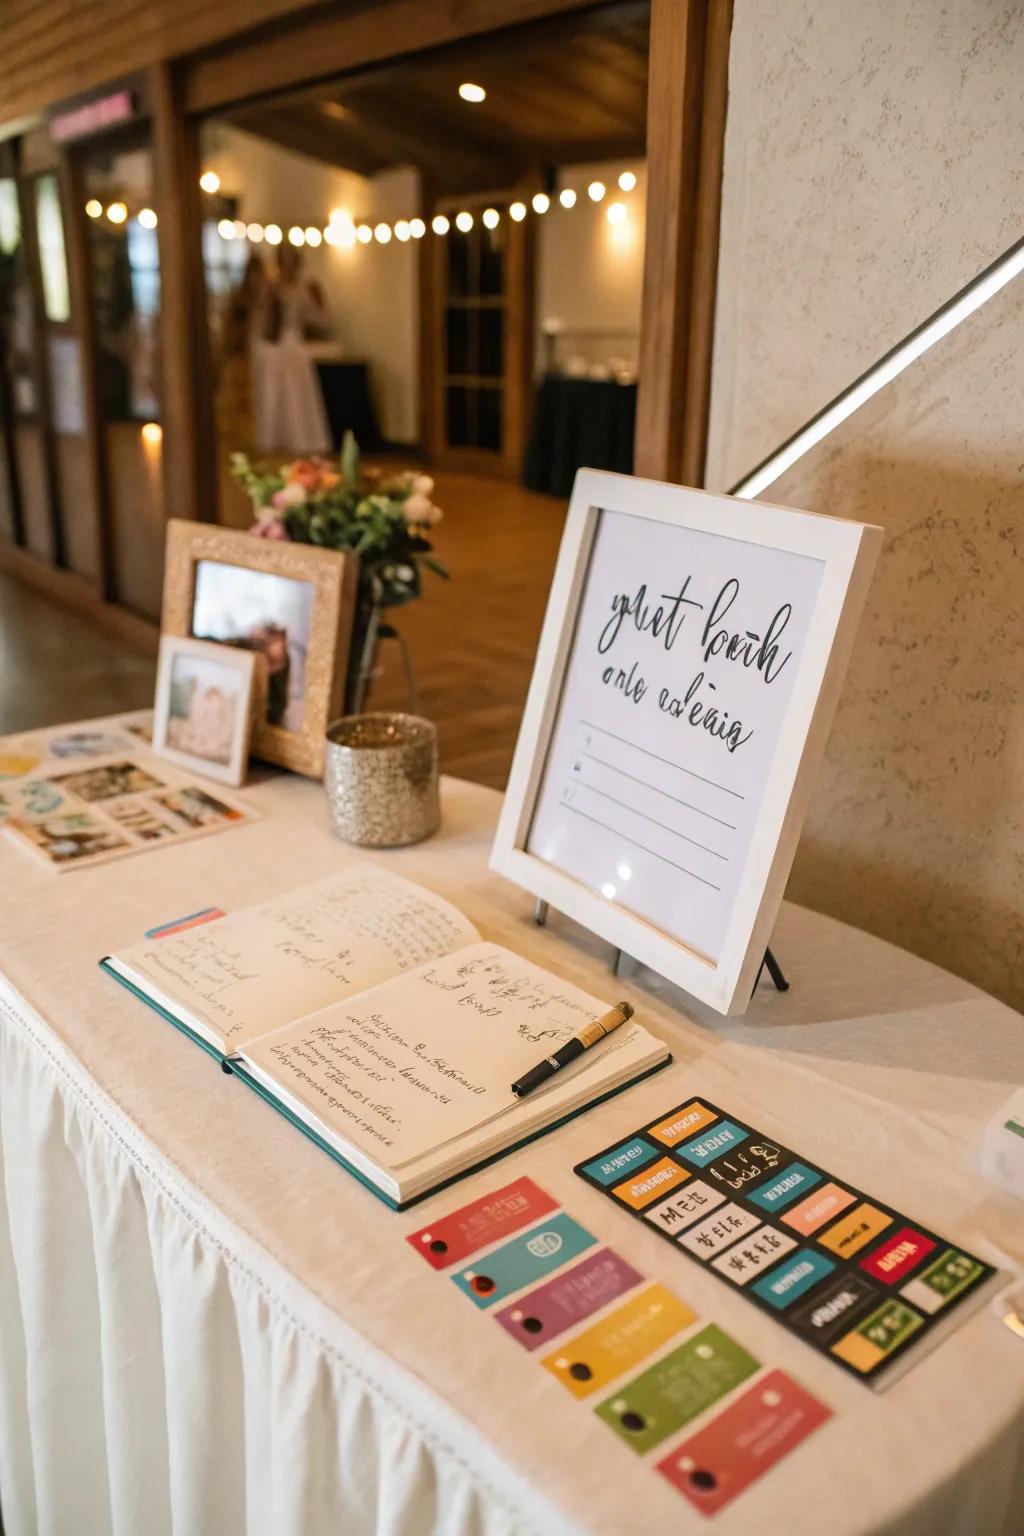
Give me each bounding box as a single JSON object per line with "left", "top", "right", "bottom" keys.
{"left": 106, "top": 201, "right": 127, "bottom": 224}
{"left": 455, "top": 211, "right": 473, "bottom": 232}
{"left": 218, "top": 218, "right": 236, "bottom": 240}
{"left": 606, "top": 201, "right": 627, "bottom": 226}
{"left": 374, "top": 222, "right": 392, "bottom": 243}
{"left": 356, "top": 224, "right": 373, "bottom": 244}
{"left": 587, "top": 180, "right": 606, "bottom": 202}
{"left": 558, "top": 188, "right": 576, "bottom": 208}
{"left": 199, "top": 170, "right": 220, "bottom": 194}
{"left": 409, "top": 218, "right": 426, "bottom": 239}
{"left": 618, "top": 170, "right": 637, "bottom": 192}
{"left": 304, "top": 225, "right": 322, "bottom": 247}
{"left": 247, "top": 222, "right": 265, "bottom": 243}
{"left": 394, "top": 220, "right": 411, "bottom": 241}
{"left": 288, "top": 226, "right": 305, "bottom": 247}
{"left": 138, "top": 207, "right": 158, "bottom": 229}
{"left": 85, "top": 198, "right": 103, "bottom": 219}
{"left": 265, "top": 224, "right": 282, "bottom": 245}
{"left": 482, "top": 208, "right": 499, "bottom": 230}
{"left": 531, "top": 192, "right": 550, "bottom": 215}
{"left": 431, "top": 214, "right": 450, "bottom": 236}
{"left": 509, "top": 201, "right": 527, "bottom": 223}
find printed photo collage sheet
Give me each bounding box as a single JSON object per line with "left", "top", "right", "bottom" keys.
{"left": 407, "top": 1173, "right": 833, "bottom": 1520}
{"left": 0, "top": 713, "right": 257, "bottom": 872}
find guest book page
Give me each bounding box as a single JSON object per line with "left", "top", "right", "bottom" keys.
{"left": 239, "top": 943, "right": 660, "bottom": 1173}
{"left": 526, "top": 509, "right": 826, "bottom": 963}
{"left": 113, "top": 865, "right": 479, "bottom": 1051}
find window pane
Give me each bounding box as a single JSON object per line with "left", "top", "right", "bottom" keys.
{"left": 35, "top": 174, "right": 70, "bottom": 323}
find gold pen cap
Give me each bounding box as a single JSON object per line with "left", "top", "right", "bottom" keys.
{"left": 578, "top": 1000, "right": 634, "bottom": 1048}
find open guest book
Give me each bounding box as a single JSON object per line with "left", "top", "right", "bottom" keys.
{"left": 101, "top": 865, "right": 670, "bottom": 1208}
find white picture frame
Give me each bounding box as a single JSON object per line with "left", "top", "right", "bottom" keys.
{"left": 490, "top": 470, "right": 882, "bottom": 1015}
{"left": 152, "top": 635, "right": 257, "bottom": 788}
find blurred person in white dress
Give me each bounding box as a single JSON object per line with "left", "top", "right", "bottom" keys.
{"left": 253, "top": 245, "right": 332, "bottom": 455}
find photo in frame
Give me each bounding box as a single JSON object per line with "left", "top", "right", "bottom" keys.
{"left": 161, "top": 521, "right": 357, "bottom": 777}
{"left": 490, "top": 470, "right": 882, "bottom": 1016}
{"left": 152, "top": 635, "right": 256, "bottom": 787}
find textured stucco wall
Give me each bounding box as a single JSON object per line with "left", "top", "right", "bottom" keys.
{"left": 706, "top": 0, "right": 1024, "bottom": 1008}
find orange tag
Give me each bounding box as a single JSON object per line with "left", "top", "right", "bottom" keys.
{"left": 612, "top": 1157, "right": 690, "bottom": 1210}
{"left": 818, "top": 1203, "right": 891, "bottom": 1258}
{"left": 646, "top": 1101, "right": 718, "bottom": 1147}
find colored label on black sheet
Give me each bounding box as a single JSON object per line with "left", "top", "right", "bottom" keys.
{"left": 595, "top": 1324, "right": 759, "bottom": 1454}
{"left": 452, "top": 1212, "right": 596, "bottom": 1308}
{"left": 901, "top": 1248, "right": 986, "bottom": 1316}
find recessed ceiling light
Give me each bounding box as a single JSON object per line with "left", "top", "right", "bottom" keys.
{"left": 458, "top": 82, "right": 486, "bottom": 103}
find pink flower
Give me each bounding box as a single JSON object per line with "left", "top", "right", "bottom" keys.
{"left": 250, "top": 517, "right": 289, "bottom": 540}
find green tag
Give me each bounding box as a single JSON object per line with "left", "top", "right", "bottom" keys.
{"left": 901, "top": 1247, "right": 986, "bottom": 1315}
{"left": 595, "top": 1323, "right": 759, "bottom": 1454}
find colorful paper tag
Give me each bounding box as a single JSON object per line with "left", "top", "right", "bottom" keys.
{"left": 831, "top": 1297, "right": 924, "bottom": 1373}
{"left": 596, "top": 1324, "right": 759, "bottom": 1454}
{"left": 782, "top": 1181, "right": 856, "bottom": 1237}
{"left": 452, "top": 1212, "right": 596, "bottom": 1308}
{"left": 900, "top": 1247, "right": 987, "bottom": 1316}
{"left": 710, "top": 1224, "right": 798, "bottom": 1286}
{"left": 407, "top": 1176, "right": 558, "bottom": 1270}
{"left": 643, "top": 1180, "right": 726, "bottom": 1238}
{"left": 747, "top": 1162, "right": 821, "bottom": 1213}
{"left": 542, "top": 1284, "right": 696, "bottom": 1398}
{"left": 859, "top": 1226, "right": 936, "bottom": 1285}
{"left": 611, "top": 1156, "right": 690, "bottom": 1211}
{"left": 579, "top": 1136, "right": 659, "bottom": 1186}
{"left": 675, "top": 1120, "right": 749, "bottom": 1168}
{"left": 656, "top": 1369, "right": 831, "bottom": 1515}
{"left": 680, "top": 1202, "right": 761, "bottom": 1259}
{"left": 752, "top": 1248, "right": 836, "bottom": 1310}
{"left": 494, "top": 1248, "right": 642, "bottom": 1350}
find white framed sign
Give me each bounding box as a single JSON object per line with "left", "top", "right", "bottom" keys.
{"left": 491, "top": 470, "right": 882, "bottom": 1015}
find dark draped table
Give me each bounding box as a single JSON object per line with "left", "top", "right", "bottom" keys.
{"left": 523, "top": 372, "right": 637, "bottom": 497}
{"left": 315, "top": 360, "right": 382, "bottom": 451}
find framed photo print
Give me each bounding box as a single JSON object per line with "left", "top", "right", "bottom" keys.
{"left": 161, "top": 521, "right": 357, "bottom": 777}
{"left": 152, "top": 636, "right": 256, "bottom": 787}
{"left": 491, "top": 470, "right": 882, "bottom": 1015}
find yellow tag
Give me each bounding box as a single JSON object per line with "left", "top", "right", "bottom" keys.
{"left": 541, "top": 1283, "right": 696, "bottom": 1398}
{"left": 817, "top": 1203, "right": 891, "bottom": 1258}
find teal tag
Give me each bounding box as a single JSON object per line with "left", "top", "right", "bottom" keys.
{"left": 748, "top": 1161, "right": 822, "bottom": 1211}
{"left": 452, "top": 1212, "right": 597, "bottom": 1308}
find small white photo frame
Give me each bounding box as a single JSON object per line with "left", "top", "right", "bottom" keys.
{"left": 153, "top": 635, "right": 257, "bottom": 787}
{"left": 491, "top": 470, "right": 882, "bottom": 1015}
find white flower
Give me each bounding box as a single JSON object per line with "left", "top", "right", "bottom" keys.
{"left": 396, "top": 564, "right": 414, "bottom": 582}
{"left": 278, "top": 481, "right": 308, "bottom": 507}
{"left": 413, "top": 473, "right": 434, "bottom": 497}
{"left": 403, "top": 492, "right": 432, "bottom": 523}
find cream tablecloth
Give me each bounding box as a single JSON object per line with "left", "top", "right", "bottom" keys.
{"left": 1, "top": 767, "right": 1022, "bottom": 1536}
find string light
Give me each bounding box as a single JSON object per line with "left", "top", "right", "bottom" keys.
{"left": 458, "top": 83, "right": 486, "bottom": 103}
{"left": 356, "top": 223, "right": 373, "bottom": 244}
{"left": 246, "top": 222, "right": 264, "bottom": 243}
{"left": 509, "top": 201, "right": 527, "bottom": 222}
{"left": 85, "top": 198, "right": 103, "bottom": 219}
{"left": 218, "top": 218, "right": 236, "bottom": 239}
{"left": 587, "top": 180, "right": 606, "bottom": 202}
{"left": 374, "top": 222, "right": 392, "bottom": 243}
{"left": 325, "top": 221, "right": 355, "bottom": 248}
{"left": 431, "top": 214, "right": 450, "bottom": 235}
{"left": 409, "top": 218, "right": 426, "bottom": 239}
{"left": 328, "top": 207, "right": 351, "bottom": 226}
{"left": 288, "top": 226, "right": 305, "bottom": 246}
{"left": 304, "top": 225, "right": 322, "bottom": 247}
{"left": 394, "top": 219, "right": 411, "bottom": 241}
{"left": 455, "top": 210, "right": 473, "bottom": 232}
{"left": 233, "top": 219, "right": 246, "bottom": 239}
{"left": 265, "top": 224, "right": 282, "bottom": 245}
{"left": 531, "top": 192, "right": 550, "bottom": 215}
{"left": 141, "top": 421, "right": 162, "bottom": 446}
{"left": 618, "top": 170, "right": 637, "bottom": 192}
{"left": 138, "top": 207, "right": 158, "bottom": 229}
{"left": 106, "top": 201, "right": 127, "bottom": 224}
{"left": 482, "top": 207, "right": 499, "bottom": 229}
{"left": 199, "top": 170, "right": 220, "bottom": 194}
{"left": 558, "top": 188, "right": 576, "bottom": 209}
{"left": 606, "top": 201, "right": 627, "bottom": 226}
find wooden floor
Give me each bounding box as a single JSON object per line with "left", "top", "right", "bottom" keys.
{"left": 0, "top": 472, "right": 567, "bottom": 789}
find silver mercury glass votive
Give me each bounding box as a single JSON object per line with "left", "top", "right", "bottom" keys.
{"left": 324, "top": 712, "right": 440, "bottom": 847}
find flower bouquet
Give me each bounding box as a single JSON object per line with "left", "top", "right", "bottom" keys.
{"left": 231, "top": 432, "right": 447, "bottom": 708}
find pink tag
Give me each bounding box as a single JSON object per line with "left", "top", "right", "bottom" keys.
{"left": 495, "top": 1248, "right": 643, "bottom": 1350}
{"left": 406, "top": 1177, "right": 558, "bottom": 1270}
{"left": 656, "top": 1369, "right": 831, "bottom": 1515}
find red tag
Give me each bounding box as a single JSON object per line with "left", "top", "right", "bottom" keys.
{"left": 859, "top": 1226, "right": 937, "bottom": 1285}
{"left": 656, "top": 1369, "right": 831, "bottom": 1515}
{"left": 405, "top": 1177, "right": 558, "bottom": 1270}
